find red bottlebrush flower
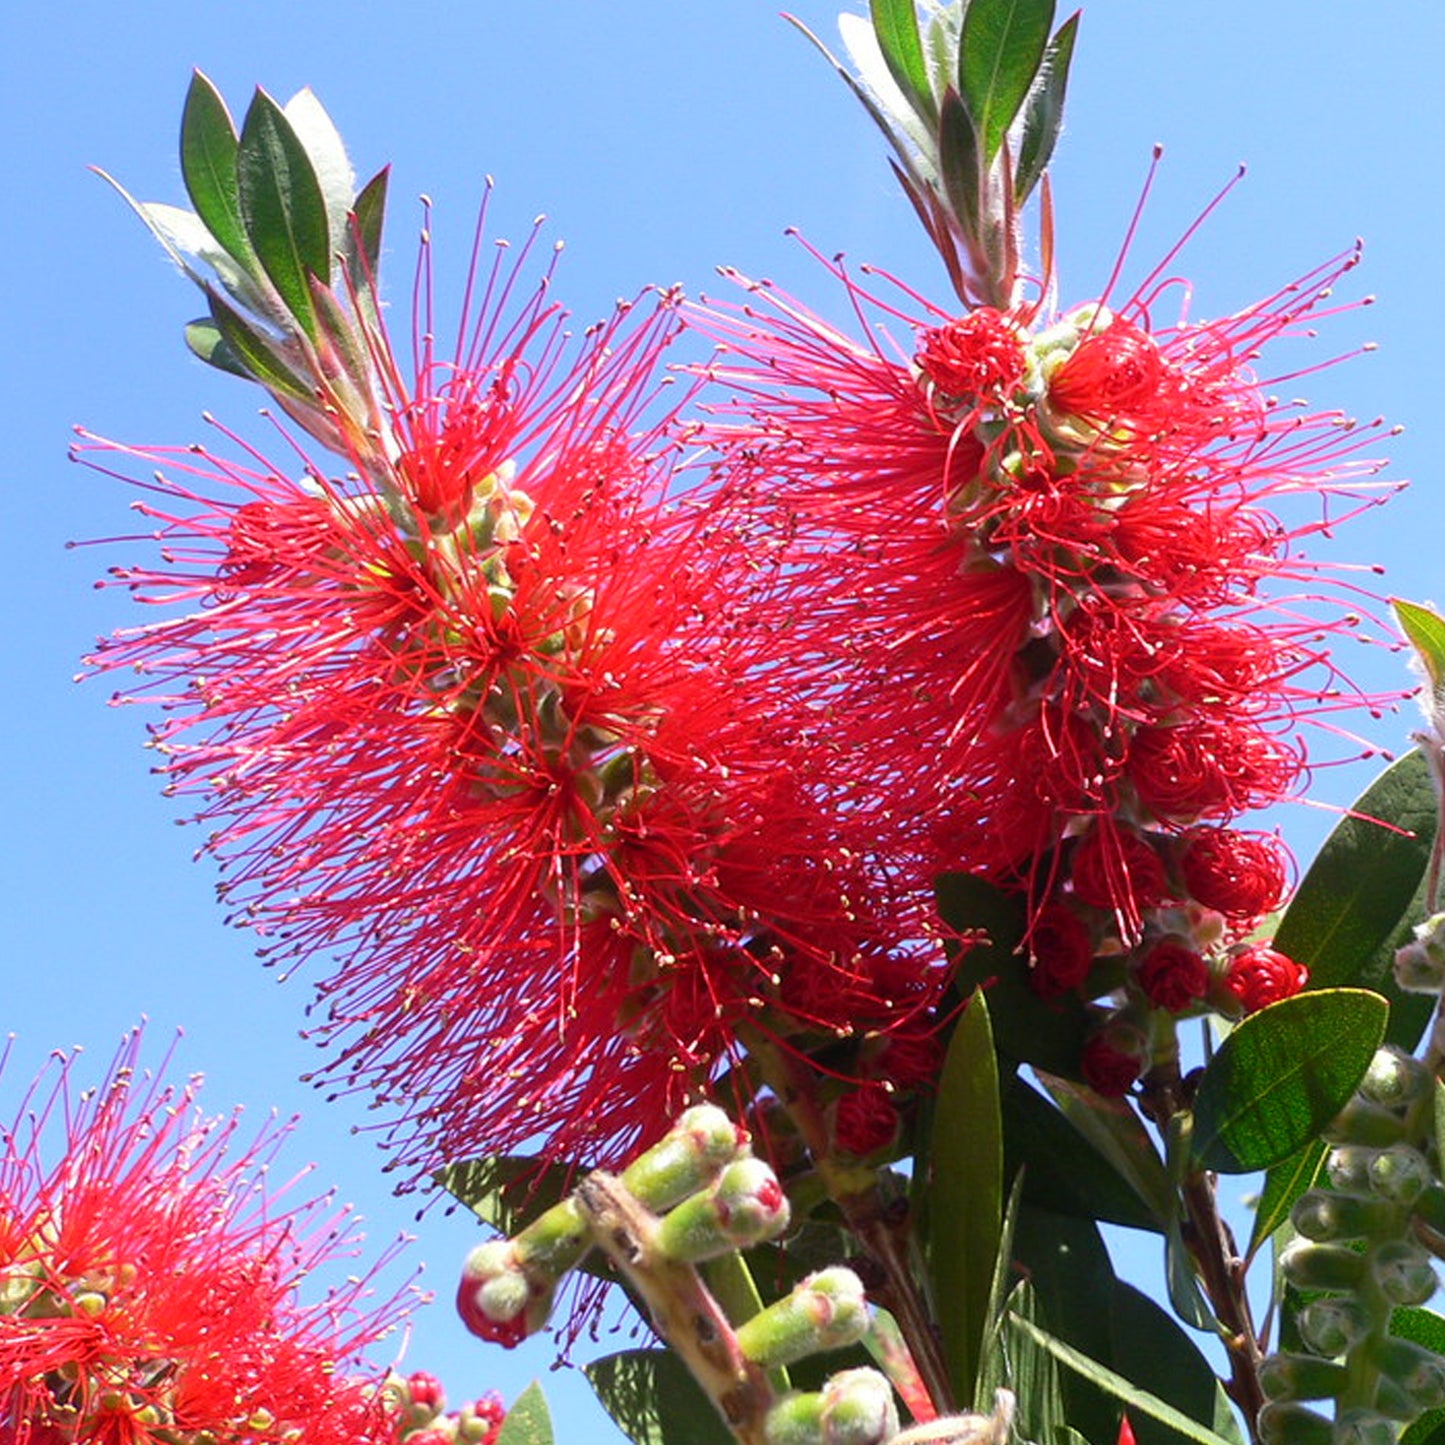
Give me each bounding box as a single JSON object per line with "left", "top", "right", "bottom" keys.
{"left": 832, "top": 1084, "right": 901, "bottom": 1159}
{"left": 82, "top": 207, "right": 942, "bottom": 1176}
{"left": 1180, "top": 828, "right": 1289, "bottom": 923}
{"left": 1221, "top": 945, "right": 1309, "bottom": 1014}
{"left": 1069, "top": 822, "right": 1170, "bottom": 916}
{"left": 0, "top": 1030, "right": 410, "bottom": 1445}
{"left": 697, "top": 219, "right": 1397, "bottom": 964}
{"left": 1136, "top": 939, "right": 1210, "bottom": 1014}
{"left": 1081, "top": 1026, "right": 1149, "bottom": 1098}
{"left": 1028, "top": 903, "right": 1095, "bottom": 999}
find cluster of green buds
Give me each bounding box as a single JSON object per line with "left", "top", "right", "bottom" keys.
{"left": 456, "top": 1104, "right": 923, "bottom": 1445}
{"left": 1258, "top": 1047, "right": 1445, "bottom": 1444}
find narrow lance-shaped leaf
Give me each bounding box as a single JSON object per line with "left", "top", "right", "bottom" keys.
{"left": 937, "top": 86, "right": 983, "bottom": 237}
{"left": 869, "top": 0, "right": 937, "bottom": 124}
{"left": 1248, "top": 1138, "right": 1328, "bottom": 1260}
{"left": 1012, "top": 11, "right": 1079, "bottom": 203}
{"left": 929, "top": 990, "right": 1004, "bottom": 1406}
{"left": 584, "top": 1350, "right": 735, "bottom": 1445}
{"left": 1191, "top": 988, "right": 1388, "bottom": 1174}
{"left": 1394, "top": 597, "right": 1445, "bottom": 699}
{"left": 282, "top": 86, "right": 357, "bottom": 259}
{"left": 495, "top": 1382, "right": 556, "bottom": 1445}
{"left": 958, "top": 0, "right": 1056, "bottom": 163}
{"left": 180, "top": 70, "right": 254, "bottom": 268}
{"left": 236, "top": 88, "right": 331, "bottom": 340}
{"left": 183, "top": 318, "right": 250, "bottom": 378}
{"left": 204, "top": 285, "right": 315, "bottom": 404}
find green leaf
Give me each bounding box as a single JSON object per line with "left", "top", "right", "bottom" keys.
{"left": 1395, "top": 598, "right": 1445, "bottom": 697}
{"left": 1012, "top": 11, "right": 1078, "bottom": 202}
{"left": 434, "top": 1153, "right": 576, "bottom": 1236}
{"left": 585, "top": 1350, "right": 735, "bottom": 1445}
{"left": 1248, "top": 1138, "right": 1328, "bottom": 1260}
{"left": 346, "top": 165, "right": 390, "bottom": 298}
{"left": 236, "top": 88, "right": 331, "bottom": 339}
{"left": 937, "top": 87, "right": 983, "bottom": 236}
{"left": 1192, "top": 988, "right": 1388, "bottom": 1173}
{"left": 1036, "top": 1072, "right": 1173, "bottom": 1226}
{"left": 282, "top": 86, "right": 356, "bottom": 260}
{"left": 929, "top": 990, "right": 1004, "bottom": 1404}
{"left": 1010, "top": 1316, "right": 1239, "bottom": 1445}
{"left": 180, "top": 71, "right": 254, "bottom": 268}
{"left": 869, "top": 0, "right": 936, "bottom": 123}
{"left": 183, "top": 318, "right": 249, "bottom": 378}
{"left": 993, "top": 1281, "right": 1070, "bottom": 1445}
{"left": 495, "top": 1382, "right": 555, "bottom": 1445}
{"left": 1004, "top": 1075, "right": 1165, "bottom": 1233}
{"left": 204, "top": 287, "right": 313, "bottom": 402}
{"left": 937, "top": 873, "right": 1092, "bottom": 1074}
{"left": 1274, "top": 749, "right": 1437, "bottom": 1049}
{"left": 958, "top": 0, "right": 1056, "bottom": 163}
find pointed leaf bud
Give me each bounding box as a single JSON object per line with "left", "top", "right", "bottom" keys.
{"left": 735, "top": 1268, "right": 871, "bottom": 1368}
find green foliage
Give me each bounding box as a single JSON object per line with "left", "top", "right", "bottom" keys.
{"left": 585, "top": 1350, "right": 736, "bottom": 1445}
{"left": 1192, "top": 989, "right": 1387, "bottom": 1173}
{"left": 434, "top": 1154, "right": 577, "bottom": 1233}
{"left": 1274, "top": 750, "right": 1437, "bottom": 1050}
{"left": 1395, "top": 599, "right": 1445, "bottom": 702}
{"left": 1012, "top": 11, "right": 1077, "bottom": 201}
{"left": 179, "top": 71, "right": 254, "bottom": 268}
{"left": 928, "top": 990, "right": 1004, "bottom": 1403}
{"left": 869, "top": 0, "right": 935, "bottom": 123}
{"left": 495, "top": 1383, "right": 556, "bottom": 1445}
{"left": 1248, "top": 1139, "right": 1328, "bottom": 1259}
{"left": 958, "top": 0, "right": 1056, "bottom": 163}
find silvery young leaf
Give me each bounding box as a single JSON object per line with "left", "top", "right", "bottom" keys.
{"left": 495, "top": 1382, "right": 554, "bottom": 1445}
{"left": 1191, "top": 988, "right": 1387, "bottom": 1174}
{"left": 180, "top": 71, "right": 253, "bottom": 268}
{"left": 183, "top": 318, "right": 249, "bottom": 378}
{"left": 958, "top": 0, "right": 1055, "bottom": 164}
{"left": 869, "top": 0, "right": 936, "bottom": 124}
{"left": 838, "top": 12, "right": 935, "bottom": 159}
{"left": 283, "top": 86, "right": 357, "bottom": 261}
{"left": 236, "top": 89, "right": 331, "bottom": 340}
{"left": 1012, "top": 11, "right": 1078, "bottom": 202}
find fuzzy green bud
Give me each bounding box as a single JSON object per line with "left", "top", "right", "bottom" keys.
{"left": 1256, "top": 1401, "right": 1334, "bottom": 1445}
{"left": 511, "top": 1197, "right": 592, "bottom": 1280}
{"left": 1297, "top": 1298, "right": 1370, "bottom": 1357}
{"left": 1372, "top": 1338, "right": 1445, "bottom": 1410}
{"left": 621, "top": 1104, "right": 747, "bottom": 1213}
{"left": 1327, "top": 1146, "right": 1379, "bottom": 1195}
{"left": 1359, "top": 1047, "right": 1434, "bottom": 1111}
{"left": 1411, "top": 1182, "right": 1445, "bottom": 1236}
{"left": 1291, "top": 1190, "right": 1398, "bottom": 1243}
{"left": 1373, "top": 1241, "right": 1438, "bottom": 1306}
{"left": 1258, "top": 1354, "right": 1349, "bottom": 1402}
{"left": 764, "top": 1369, "right": 899, "bottom": 1445}
{"left": 735, "top": 1268, "right": 871, "bottom": 1368}
{"left": 1324, "top": 1098, "right": 1413, "bottom": 1148}
{"left": 1279, "top": 1240, "right": 1368, "bottom": 1293}
{"left": 1393, "top": 939, "right": 1445, "bottom": 994}
{"left": 1333, "top": 1408, "right": 1400, "bottom": 1445}
{"left": 654, "top": 1158, "right": 790, "bottom": 1263}
{"left": 1369, "top": 1145, "right": 1434, "bottom": 1205}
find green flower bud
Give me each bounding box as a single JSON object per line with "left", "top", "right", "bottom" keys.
{"left": 1324, "top": 1098, "right": 1412, "bottom": 1148}
{"left": 621, "top": 1105, "right": 748, "bottom": 1213}
{"left": 1393, "top": 939, "right": 1445, "bottom": 994}
{"left": 1292, "top": 1191, "right": 1398, "bottom": 1243}
{"left": 654, "top": 1158, "right": 790, "bottom": 1263}
{"left": 1279, "top": 1240, "right": 1368, "bottom": 1293}
{"left": 1256, "top": 1400, "right": 1334, "bottom": 1445}
{"left": 1359, "top": 1047, "right": 1433, "bottom": 1111}
{"left": 1411, "top": 1182, "right": 1445, "bottom": 1237}
{"left": 1333, "top": 1407, "right": 1400, "bottom": 1445}
{"left": 1326, "top": 1146, "right": 1379, "bottom": 1195}
{"left": 1373, "top": 1241, "right": 1438, "bottom": 1306}
{"left": 1259, "top": 1353, "right": 1350, "bottom": 1402}
{"left": 1372, "top": 1337, "right": 1445, "bottom": 1410}
{"left": 512, "top": 1197, "right": 591, "bottom": 1280}
{"left": 1297, "top": 1298, "right": 1370, "bottom": 1357}
{"left": 1371, "top": 1374, "right": 1421, "bottom": 1423}
{"left": 764, "top": 1369, "right": 900, "bottom": 1445}
{"left": 1368, "top": 1145, "right": 1434, "bottom": 1205}
{"left": 736, "top": 1268, "right": 871, "bottom": 1368}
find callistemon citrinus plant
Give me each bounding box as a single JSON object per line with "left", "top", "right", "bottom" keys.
{"left": 57, "top": 4, "right": 1445, "bottom": 1445}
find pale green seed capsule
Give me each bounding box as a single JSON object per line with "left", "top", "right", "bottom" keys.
{"left": 1326, "top": 1146, "right": 1379, "bottom": 1195}
{"left": 1324, "top": 1098, "right": 1413, "bottom": 1148}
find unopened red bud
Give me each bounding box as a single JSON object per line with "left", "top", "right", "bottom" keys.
{"left": 1219, "top": 945, "right": 1307, "bottom": 1015}
{"left": 736, "top": 1268, "right": 871, "bottom": 1368}
{"left": 455, "top": 1241, "right": 554, "bottom": 1347}
{"left": 654, "top": 1158, "right": 790, "bottom": 1263}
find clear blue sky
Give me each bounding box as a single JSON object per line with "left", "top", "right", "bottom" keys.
{"left": 5, "top": 2, "right": 1444, "bottom": 1438}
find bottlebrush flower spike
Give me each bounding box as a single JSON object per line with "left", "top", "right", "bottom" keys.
{"left": 81, "top": 184, "right": 943, "bottom": 1177}
{"left": 0, "top": 1028, "right": 411, "bottom": 1445}
{"left": 697, "top": 169, "right": 1398, "bottom": 1069}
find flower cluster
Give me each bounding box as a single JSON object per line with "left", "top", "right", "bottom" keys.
{"left": 701, "top": 225, "right": 1395, "bottom": 1095}
{"left": 0, "top": 1031, "right": 413, "bottom": 1445}
{"left": 82, "top": 209, "right": 944, "bottom": 1176}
